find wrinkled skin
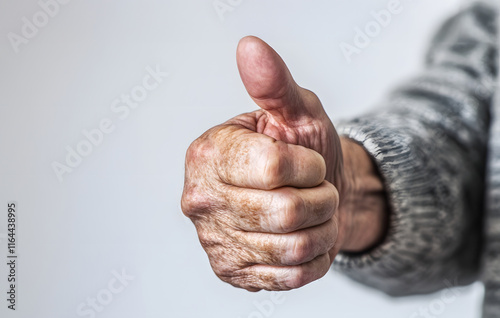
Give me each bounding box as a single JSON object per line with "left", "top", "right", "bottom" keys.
{"left": 181, "top": 36, "right": 363, "bottom": 291}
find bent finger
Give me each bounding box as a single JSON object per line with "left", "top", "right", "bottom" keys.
{"left": 233, "top": 253, "right": 332, "bottom": 291}
{"left": 213, "top": 125, "right": 326, "bottom": 189}
{"left": 221, "top": 181, "right": 339, "bottom": 233}
{"left": 234, "top": 218, "right": 338, "bottom": 266}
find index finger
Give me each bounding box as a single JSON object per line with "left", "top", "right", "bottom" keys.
{"left": 213, "top": 125, "right": 326, "bottom": 189}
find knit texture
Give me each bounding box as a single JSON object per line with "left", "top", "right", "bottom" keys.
{"left": 333, "top": 2, "right": 499, "bottom": 316}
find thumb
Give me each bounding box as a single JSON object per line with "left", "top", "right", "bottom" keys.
{"left": 236, "top": 36, "right": 324, "bottom": 124}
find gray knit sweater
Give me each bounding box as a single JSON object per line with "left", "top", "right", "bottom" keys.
{"left": 333, "top": 1, "right": 499, "bottom": 317}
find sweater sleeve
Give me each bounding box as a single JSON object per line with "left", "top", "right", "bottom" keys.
{"left": 333, "top": 1, "right": 498, "bottom": 296}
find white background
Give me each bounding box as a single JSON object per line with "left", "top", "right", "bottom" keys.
{"left": 0, "top": 0, "right": 485, "bottom": 317}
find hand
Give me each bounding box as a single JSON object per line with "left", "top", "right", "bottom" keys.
{"left": 181, "top": 36, "right": 386, "bottom": 291}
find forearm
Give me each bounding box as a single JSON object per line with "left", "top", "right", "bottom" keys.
{"left": 339, "top": 137, "right": 388, "bottom": 253}
{"left": 332, "top": 1, "right": 497, "bottom": 295}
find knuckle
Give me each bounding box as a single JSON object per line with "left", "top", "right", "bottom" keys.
{"left": 196, "top": 226, "right": 216, "bottom": 247}
{"left": 261, "top": 142, "right": 288, "bottom": 189}
{"left": 212, "top": 262, "right": 234, "bottom": 279}
{"left": 323, "top": 181, "right": 340, "bottom": 213}
{"left": 183, "top": 134, "right": 218, "bottom": 219}
{"left": 180, "top": 187, "right": 213, "bottom": 219}
{"left": 276, "top": 192, "right": 305, "bottom": 233}
{"left": 288, "top": 234, "right": 314, "bottom": 265}
{"left": 329, "top": 182, "right": 340, "bottom": 211}
{"left": 185, "top": 127, "right": 222, "bottom": 167}
{"left": 329, "top": 220, "right": 339, "bottom": 248}
{"left": 180, "top": 191, "right": 195, "bottom": 218}
{"left": 285, "top": 267, "right": 310, "bottom": 290}
{"left": 186, "top": 138, "right": 207, "bottom": 163}
{"left": 209, "top": 258, "right": 252, "bottom": 289}
{"left": 185, "top": 141, "right": 198, "bottom": 163}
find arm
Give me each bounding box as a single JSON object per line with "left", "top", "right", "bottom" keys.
{"left": 339, "top": 137, "right": 388, "bottom": 253}
{"left": 182, "top": 36, "right": 389, "bottom": 291}
{"left": 180, "top": 1, "right": 496, "bottom": 294}
{"left": 334, "top": 1, "right": 498, "bottom": 295}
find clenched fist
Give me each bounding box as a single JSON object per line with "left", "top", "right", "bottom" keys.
{"left": 181, "top": 36, "right": 387, "bottom": 291}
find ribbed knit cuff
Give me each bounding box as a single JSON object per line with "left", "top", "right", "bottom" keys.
{"left": 332, "top": 117, "right": 473, "bottom": 295}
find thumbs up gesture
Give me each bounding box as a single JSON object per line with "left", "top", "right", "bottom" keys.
{"left": 181, "top": 36, "right": 386, "bottom": 291}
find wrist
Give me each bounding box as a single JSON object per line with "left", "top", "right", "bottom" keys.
{"left": 337, "top": 137, "right": 388, "bottom": 253}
